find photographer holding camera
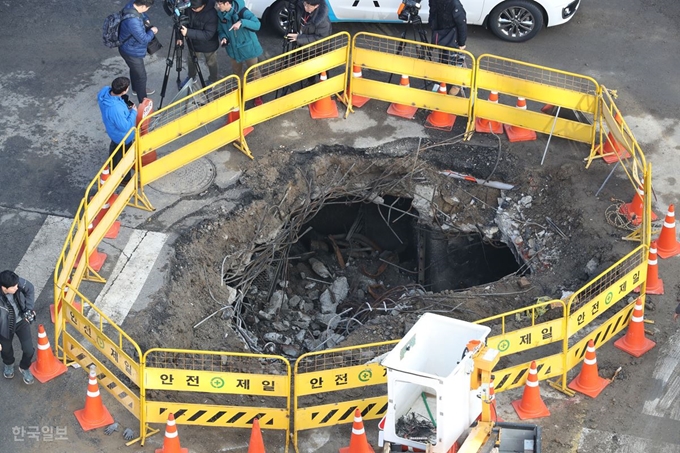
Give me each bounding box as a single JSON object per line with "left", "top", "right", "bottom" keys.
{"left": 0, "top": 270, "right": 36, "bottom": 385}
{"left": 428, "top": 0, "right": 467, "bottom": 94}
{"left": 285, "top": 0, "right": 331, "bottom": 47}
{"left": 177, "top": 0, "right": 220, "bottom": 87}
{"left": 119, "top": 0, "right": 159, "bottom": 103}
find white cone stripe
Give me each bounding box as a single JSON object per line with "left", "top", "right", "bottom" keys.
{"left": 89, "top": 378, "right": 98, "bottom": 384}
{"left": 354, "top": 416, "right": 363, "bottom": 422}
{"left": 666, "top": 211, "right": 675, "bottom": 218}
{"left": 651, "top": 247, "right": 658, "bottom": 253}
{"left": 649, "top": 258, "right": 658, "bottom": 265}
{"left": 663, "top": 221, "right": 675, "bottom": 228}
{"left": 165, "top": 430, "right": 178, "bottom": 438}
{"left": 87, "top": 390, "right": 100, "bottom": 397}
{"left": 352, "top": 427, "right": 365, "bottom": 435}
{"left": 636, "top": 187, "right": 644, "bottom": 195}
{"left": 167, "top": 419, "right": 176, "bottom": 426}
{"left": 632, "top": 315, "right": 644, "bottom": 323}
{"left": 584, "top": 357, "right": 597, "bottom": 365}
{"left": 353, "top": 71, "right": 362, "bottom": 77}
{"left": 526, "top": 379, "right": 538, "bottom": 387}
{"left": 103, "top": 202, "right": 111, "bottom": 209}
{"left": 529, "top": 367, "right": 537, "bottom": 375}
{"left": 38, "top": 331, "right": 47, "bottom": 338}
{"left": 37, "top": 343, "right": 51, "bottom": 350}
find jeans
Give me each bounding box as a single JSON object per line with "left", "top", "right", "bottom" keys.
{"left": 188, "top": 51, "right": 219, "bottom": 85}
{"left": 119, "top": 50, "right": 148, "bottom": 103}
{"left": 0, "top": 319, "right": 35, "bottom": 370}
{"left": 230, "top": 57, "right": 260, "bottom": 80}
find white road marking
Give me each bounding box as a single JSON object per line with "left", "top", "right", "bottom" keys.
{"left": 15, "top": 215, "right": 73, "bottom": 301}
{"left": 92, "top": 230, "right": 167, "bottom": 324}
{"left": 579, "top": 427, "right": 680, "bottom": 453}
{"left": 642, "top": 328, "right": 680, "bottom": 421}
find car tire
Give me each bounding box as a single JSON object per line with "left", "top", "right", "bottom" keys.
{"left": 268, "top": 0, "right": 291, "bottom": 36}
{"left": 488, "top": 0, "right": 544, "bottom": 43}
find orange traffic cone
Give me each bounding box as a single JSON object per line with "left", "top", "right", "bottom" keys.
{"left": 614, "top": 298, "right": 656, "bottom": 357}
{"left": 425, "top": 83, "right": 456, "bottom": 131}
{"left": 226, "top": 107, "right": 254, "bottom": 136}
{"left": 504, "top": 97, "right": 537, "bottom": 142}
{"left": 248, "top": 418, "right": 266, "bottom": 453}
{"left": 635, "top": 240, "right": 664, "bottom": 294}
{"left": 155, "top": 413, "right": 188, "bottom": 453}
{"left": 350, "top": 65, "right": 369, "bottom": 108}
{"left": 137, "top": 98, "right": 158, "bottom": 166}
{"left": 511, "top": 361, "right": 550, "bottom": 420}
{"left": 656, "top": 205, "right": 680, "bottom": 258}
{"left": 74, "top": 223, "right": 107, "bottom": 272}
{"left": 339, "top": 409, "right": 375, "bottom": 453}
{"left": 618, "top": 184, "right": 657, "bottom": 225}
{"left": 568, "top": 340, "right": 610, "bottom": 398}
{"left": 310, "top": 72, "right": 339, "bottom": 119}
{"left": 387, "top": 75, "right": 418, "bottom": 119}
{"left": 29, "top": 324, "right": 68, "bottom": 383}
{"left": 74, "top": 365, "right": 114, "bottom": 430}
{"left": 480, "top": 374, "right": 503, "bottom": 422}
{"left": 475, "top": 91, "right": 504, "bottom": 134}
{"left": 600, "top": 112, "right": 631, "bottom": 164}
{"left": 94, "top": 167, "right": 121, "bottom": 239}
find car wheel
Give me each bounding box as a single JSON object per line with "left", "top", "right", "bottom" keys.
{"left": 268, "top": 0, "right": 292, "bottom": 36}
{"left": 488, "top": 0, "right": 544, "bottom": 43}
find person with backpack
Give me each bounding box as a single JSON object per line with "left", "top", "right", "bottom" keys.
{"left": 118, "top": 0, "right": 159, "bottom": 103}
{"left": 1, "top": 270, "right": 36, "bottom": 385}
{"left": 428, "top": 0, "right": 467, "bottom": 95}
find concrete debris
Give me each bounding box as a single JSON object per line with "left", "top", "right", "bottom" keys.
{"left": 309, "top": 257, "right": 332, "bottom": 278}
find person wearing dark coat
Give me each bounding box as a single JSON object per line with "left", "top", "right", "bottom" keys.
{"left": 179, "top": 0, "right": 220, "bottom": 85}
{"left": 118, "top": 0, "right": 159, "bottom": 102}
{"left": 428, "top": 0, "right": 467, "bottom": 94}
{"left": 286, "top": 0, "right": 332, "bottom": 46}
{"left": 0, "top": 270, "right": 36, "bottom": 385}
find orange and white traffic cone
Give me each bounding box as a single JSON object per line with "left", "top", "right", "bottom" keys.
{"left": 74, "top": 365, "right": 114, "bottom": 430}
{"left": 568, "top": 340, "right": 610, "bottom": 398}
{"left": 618, "top": 184, "right": 657, "bottom": 225}
{"left": 137, "top": 98, "right": 158, "bottom": 165}
{"left": 29, "top": 324, "right": 68, "bottom": 383}
{"left": 94, "top": 167, "right": 121, "bottom": 239}
{"left": 475, "top": 91, "right": 504, "bottom": 134}
{"left": 600, "top": 111, "right": 631, "bottom": 164}
{"left": 74, "top": 223, "right": 107, "bottom": 272}
{"left": 511, "top": 361, "right": 550, "bottom": 420}
{"left": 155, "top": 413, "right": 189, "bottom": 453}
{"left": 339, "top": 409, "right": 375, "bottom": 453}
{"left": 614, "top": 298, "right": 656, "bottom": 357}
{"left": 226, "top": 107, "right": 254, "bottom": 137}
{"left": 656, "top": 204, "right": 680, "bottom": 258}
{"left": 310, "top": 72, "right": 340, "bottom": 119}
{"left": 635, "top": 240, "right": 664, "bottom": 294}
{"left": 477, "top": 374, "right": 503, "bottom": 422}
{"left": 387, "top": 75, "right": 418, "bottom": 119}
{"left": 425, "top": 83, "right": 456, "bottom": 131}
{"left": 504, "top": 97, "right": 536, "bottom": 142}
{"left": 350, "top": 65, "right": 370, "bottom": 108}
{"left": 248, "top": 418, "right": 266, "bottom": 453}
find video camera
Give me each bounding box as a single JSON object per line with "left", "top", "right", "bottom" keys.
{"left": 163, "top": 0, "right": 191, "bottom": 25}
{"left": 397, "top": 0, "right": 421, "bottom": 23}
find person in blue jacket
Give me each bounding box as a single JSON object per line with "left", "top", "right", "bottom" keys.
{"left": 118, "top": 0, "right": 159, "bottom": 102}
{"left": 97, "top": 77, "right": 138, "bottom": 183}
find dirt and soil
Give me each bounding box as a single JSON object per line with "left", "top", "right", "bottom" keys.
{"left": 118, "top": 124, "right": 675, "bottom": 452}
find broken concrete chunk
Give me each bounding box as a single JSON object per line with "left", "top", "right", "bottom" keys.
{"left": 517, "top": 277, "right": 531, "bottom": 289}
{"left": 319, "top": 289, "right": 338, "bottom": 314}
{"left": 264, "top": 332, "right": 292, "bottom": 345}
{"left": 309, "top": 258, "right": 331, "bottom": 278}
{"left": 330, "top": 277, "right": 349, "bottom": 305}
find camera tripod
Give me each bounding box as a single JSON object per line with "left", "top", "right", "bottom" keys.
{"left": 158, "top": 23, "right": 207, "bottom": 108}
{"left": 276, "top": 0, "right": 301, "bottom": 98}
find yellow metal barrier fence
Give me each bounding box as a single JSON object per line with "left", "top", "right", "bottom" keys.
{"left": 293, "top": 340, "right": 398, "bottom": 453}
{"left": 474, "top": 54, "right": 599, "bottom": 145}
{"left": 142, "top": 349, "right": 291, "bottom": 449}
{"left": 348, "top": 32, "right": 475, "bottom": 130}
{"left": 242, "top": 32, "right": 350, "bottom": 129}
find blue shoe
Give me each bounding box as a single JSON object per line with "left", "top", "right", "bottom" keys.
{"left": 18, "top": 368, "right": 34, "bottom": 385}
{"left": 3, "top": 364, "right": 14, "bottom": 379}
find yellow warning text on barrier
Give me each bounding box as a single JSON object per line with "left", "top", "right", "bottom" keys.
{"left": 486, "top": 318, "right": 564, "bottom": 356}
{"left": 145, "top": 368, "right": 288, "bottom": 396}
{"left": 295, "top": 363, "right": 387, "bottom": 396}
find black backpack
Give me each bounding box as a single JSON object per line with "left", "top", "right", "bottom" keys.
{"left": 102, "top": 10, "right": 139, "bottom": 48}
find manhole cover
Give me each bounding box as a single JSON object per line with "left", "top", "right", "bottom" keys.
{"left": 149, "top": 157, "right": 216, "bottom": 195}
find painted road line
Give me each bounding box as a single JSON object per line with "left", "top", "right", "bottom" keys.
{"left": 579, "top": 427, "right": 680, "bottom": 452}
{"left": 642, "top": 328, "right": 680, "bottom": 421}
{"left": 92, "top": 230, "right": 167, "bottom": 325}
{"left": 15, "top": 215, "right": 73, "bottom": 301}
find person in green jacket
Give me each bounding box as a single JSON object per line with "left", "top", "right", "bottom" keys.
{"left": 216, "top": 0, "right": 263, "bottom": 77}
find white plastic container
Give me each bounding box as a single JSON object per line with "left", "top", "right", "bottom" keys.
{"left": 381, "top": 313, "right": 491, "bottom": 453}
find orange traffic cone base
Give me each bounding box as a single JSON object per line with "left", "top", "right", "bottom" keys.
{"left": 30, "top": 356, "right": 68, "bottom": 383}
{"left": 634, "top": 278, "right": 664, "bottom": 295}
{"left": 425, "top": 112, "right": 456, "bottom": 131}
{"left": 511, "top": 397, "right": 550, "bottom": 420}
{"left": 475, "top": 118, "right": 504, "bottom": 134}
{"left": 50, "top": 301, "right": 82, "bottom": 323}
{"left": 504, "top": 124, "right": 537, "bottom": 142}
{"left": 310, "top": 98, "right": 339, "bottom": 119}
{"left": 352, "top": 94, "right": 370, "bottom": 108}
{"left": 600, "top": 134, "right": 631, "bottom": 163}
{"left": 614, "top": 334, "right": 656, "bottom": 358}
{"left": 387, "top": 103, "right": 418, "bottom": 119}
{"left": 243, "top": 126, "right": 254, "bottom": 137}
{"left": 618, "top": 203, "right": 658, "bottom": 225}
{"left": 657, "top": 244, "right": 680, "bottom": 259}
{"left": 155, "top": 447, "right": 188, "bottom": 453}
{"left": 74, "top": 405, "right": 114, "bottom": 431}
{"left": 568, "top": 373, "right": 610, "bottom": 399}
{"left": 339, "top": 446, "right": 375, "bottom": 453}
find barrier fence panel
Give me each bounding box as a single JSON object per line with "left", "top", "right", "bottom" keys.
{"left": 142, "top": 349, "right": 291, "bottom": 449}
{"left": 137, "top": 76, "right": 245, "bottom": 191}
{"left": 293, "top": 340, "right": 397, "bottom": 453}
{"left": 349, "top": 32, "right": 475, "bottom": 129}
{"left": 242, "top": 32, "right": 350, "bottom": 128}
{"left": 475, "top": 55, "right": 599, "bottom": 145}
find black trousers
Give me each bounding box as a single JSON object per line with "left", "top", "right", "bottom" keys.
{"left": 108, "top": 140, "right": 134, "bottom": 181}
{"left": 119, "top": 50, "right": 148, "bottom": 103}
{"left": 0, "top": 320, "right": 35, "bottom": 370}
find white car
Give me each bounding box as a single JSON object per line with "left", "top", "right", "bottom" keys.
{"left": 250, "top": 0, "right": 580, "bottom": 43}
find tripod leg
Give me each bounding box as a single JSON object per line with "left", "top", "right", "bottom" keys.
{"left": 159, "top": 27, "right": 179, "bottom": 109}
{"left": 186, "top": 39, "right": 207, "bottom": 89}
